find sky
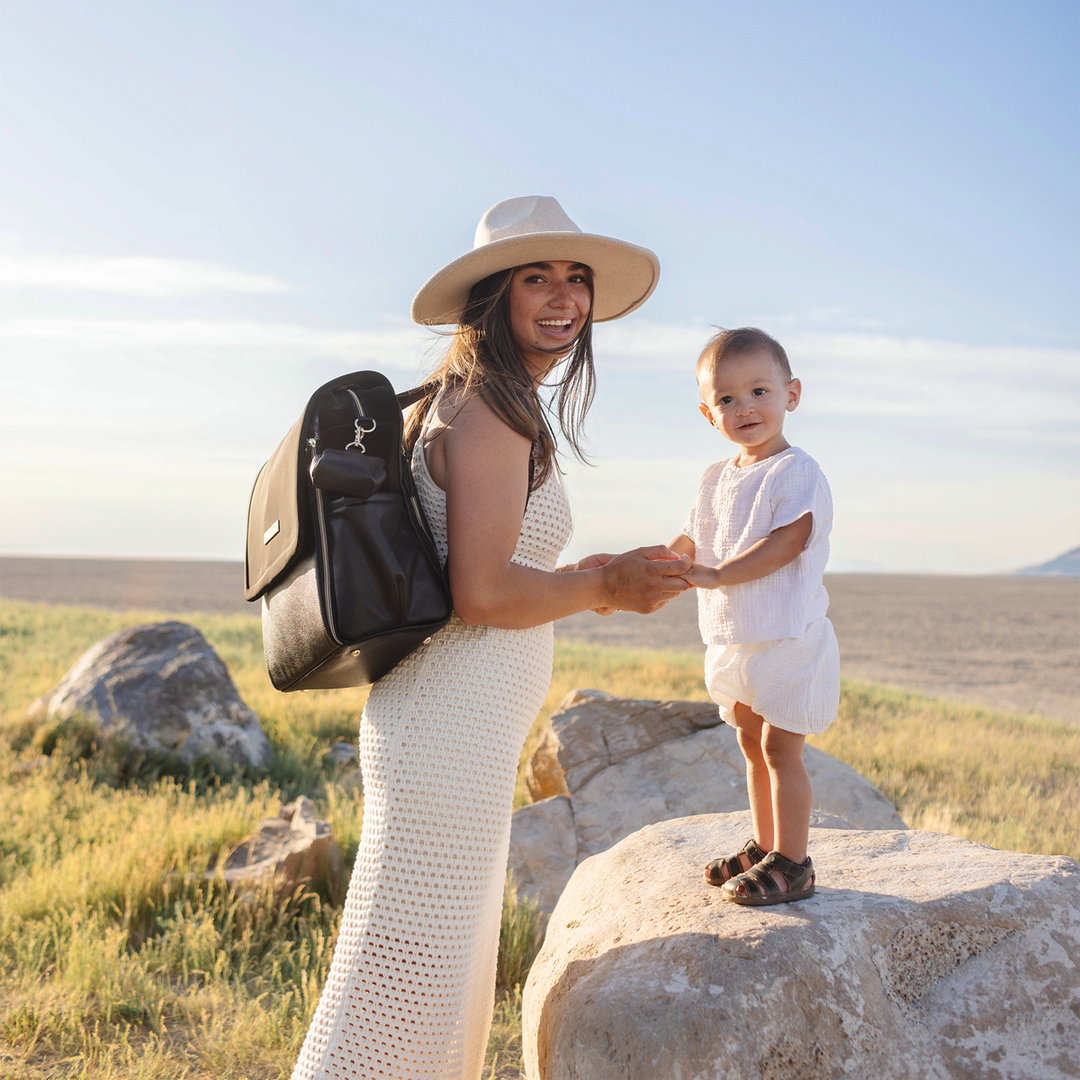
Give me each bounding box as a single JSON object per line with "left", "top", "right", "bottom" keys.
{"left": 0, "top": 0, "right": 1077, "bottom": 574}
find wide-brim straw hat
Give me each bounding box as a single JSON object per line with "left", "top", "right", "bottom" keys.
{"left": 411, "top": 195, "right": 660, "bottom": 326}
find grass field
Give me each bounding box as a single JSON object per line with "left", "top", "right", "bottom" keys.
{"left": 1, "top": 600, "right": 1077, "bottom": 1078}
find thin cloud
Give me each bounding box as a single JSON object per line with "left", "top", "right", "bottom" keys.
{"left": 0, "top": 316, "right": 433, "bottom": 365}
{"left": 594, "top": 320, "right": 713, "bottom": 362}
{"left": 789, "top": 333, "right": 1078, "bottom": 427}
{"left": 3, "top": 310, "right": 1076, "bottom": 429}
{"left": 595, "top": 322, "right": 1079, "bottom": 428}
{"left": 595, "top": 320, "right": 1078, "bottom": 374}
{"left": 0, "top": 250, "right": 298, "bottom": 297}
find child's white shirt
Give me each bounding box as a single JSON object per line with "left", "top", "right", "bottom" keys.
{"left": 682, "top": 446, "right": 832, "bottom": 645}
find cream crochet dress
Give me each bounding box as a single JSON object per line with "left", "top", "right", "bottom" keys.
{"left": 291, "top": 438, "right": 572, "bottom": 1080}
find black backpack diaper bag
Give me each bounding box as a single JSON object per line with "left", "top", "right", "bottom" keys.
{"left": 244, "top": 371, "right": 452, "bottom": 691}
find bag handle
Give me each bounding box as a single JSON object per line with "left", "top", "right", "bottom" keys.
{"left": 396, "top": 383, "right": 436, "bottom": 410}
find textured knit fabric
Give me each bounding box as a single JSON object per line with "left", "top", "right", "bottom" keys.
{"left": 291, "top": 439, "right": 571, "bottom": 1080}
{"left": 704, "top": 616, "right": 840, "bottom": 735}
{"left": 682, "top": 446, "right": 832, "bottom": 645}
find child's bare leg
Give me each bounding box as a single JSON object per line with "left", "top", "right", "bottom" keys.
{"left": 721, "top": 716, "right": 817, "bottom": 904}
{"left": 732, "top": 701, "right": 773, "bottom": 851}
{"left": 761, "top": 722, "right": 811, "bottom": 866}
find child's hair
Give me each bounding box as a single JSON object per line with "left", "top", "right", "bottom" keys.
{"left": 696, "top": 327, "right": 792, "bottom": 384}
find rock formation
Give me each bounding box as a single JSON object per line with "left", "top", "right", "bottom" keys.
{"left": 523, "top": 812, "right": 1080, "bottom": 1080}
{"left": 28, "top": 620, "right": 270, "bottom": 773}
{"left": 213, "top": 796, "right": 342, "bottom": 900}
{"left": 507, "top": 795, "right": 577, "bottom": 916}
{"left": 509, "top": 689, "right": 904, "bottom": 913}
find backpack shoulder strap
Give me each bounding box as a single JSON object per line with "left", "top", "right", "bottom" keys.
{"left": 396, "top": 384, "right": 435, "bottom": 410}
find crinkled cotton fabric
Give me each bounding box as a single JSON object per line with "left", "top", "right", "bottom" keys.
{"left": 704, "top": 617, "right": 840, "bottom": 735}
{"left": 683, "top": 447, "right": 832, "bottom": 645}
{"left": 290, "top": 439, "right": 571, "bottom": 1080}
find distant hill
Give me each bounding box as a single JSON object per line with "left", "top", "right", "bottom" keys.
{"left": 1014, "top": 547, "right": 1080, "bottom": 577}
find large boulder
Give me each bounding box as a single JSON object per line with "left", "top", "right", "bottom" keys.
{"left": 213, "top": 796, "right": 342, "bottom": 900}
{"left": 507, "top": 795, "right": 577, "bottom": 916}
{"left": 523, "top": 812, "right": 1080, "bottom": 1080}
{"left": 29, "top": 621, "right": 270, "bottom": 772}
{"left": 510, "top": 689, "right": 904, "bottom": 913}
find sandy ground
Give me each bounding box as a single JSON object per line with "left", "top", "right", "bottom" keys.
{"left": 557, "top": 576, "right": 1080, "bottom": 724}
{"left": 2, "top": 556, "right": 1077, "bottom": 724}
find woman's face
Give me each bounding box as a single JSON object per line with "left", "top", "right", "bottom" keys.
{"left": 507, "top": 260, "right": 592, "bottom": 381}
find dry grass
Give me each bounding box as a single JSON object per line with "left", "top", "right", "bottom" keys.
{"left": 1, "top": 598, "right": 1076, "bottom": 1078}
{"left": 811, "top": 679, "right": 1080, "bottom": 859}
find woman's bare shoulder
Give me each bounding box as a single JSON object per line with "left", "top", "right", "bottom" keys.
{"left": 431, "top": 389, "right": 528, "bottom": 448}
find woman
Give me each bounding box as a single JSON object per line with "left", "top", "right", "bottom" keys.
{"left": 291, "top": 196, "right": 689, "bottom": 1080}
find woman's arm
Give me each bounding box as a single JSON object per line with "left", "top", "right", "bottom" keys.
{"left": 433, "top": 393, "right": 691, "bottom": 629}
{"left": 683, "top": 514, "right": 813, "bottom": 589}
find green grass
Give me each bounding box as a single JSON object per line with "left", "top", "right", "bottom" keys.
{"left": 0, "top": 598, "right": 1076, "bottom": 1078}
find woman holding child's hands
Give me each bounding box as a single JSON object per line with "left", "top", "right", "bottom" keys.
{"left": 291, "top": 196, "right": 686, "bottom": 1080}
{"left": 562, "top": 547, "right": 690, "bottom": 615}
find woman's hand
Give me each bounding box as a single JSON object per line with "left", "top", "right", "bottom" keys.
{"left": 596, "top": 546, "right": 691, "bottom": 614}
{"left": 564, "top": 548, "right": 691, "bottom": 615}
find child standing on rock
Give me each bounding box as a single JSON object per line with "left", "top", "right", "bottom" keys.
{"left": 670, "top": 327, "right": 838, "bottom": 905}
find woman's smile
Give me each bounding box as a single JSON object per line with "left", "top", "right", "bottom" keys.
{"left": 532, "top": 316, "right": 577, "bottom": 345}
{"left": 508, "top": 260, "right": 592, "bottom": 377}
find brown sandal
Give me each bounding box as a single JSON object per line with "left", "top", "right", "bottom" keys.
{"left": 722, "top": 851, "right": 815, "bottom": 906}
{"left": 704, "top": 838, "right": 768, "bottom": 887}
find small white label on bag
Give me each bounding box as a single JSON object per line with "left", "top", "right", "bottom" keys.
{"left": 263, "top": 519, "right": 280, "bottom": 545}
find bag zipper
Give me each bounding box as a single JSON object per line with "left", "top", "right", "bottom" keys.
{"left": 316, "top": 387, "right": 369, "bottom": 646}
{"left": 314, "top": 485, "right": 341, "bottom": 645}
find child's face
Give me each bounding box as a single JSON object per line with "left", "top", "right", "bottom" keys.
{"left": 698, "top": 349, "right": 801, "bottom": 459}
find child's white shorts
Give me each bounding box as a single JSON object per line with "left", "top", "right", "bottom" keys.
{"left": 704, "top": 616, "right": 840, "bottom": 735}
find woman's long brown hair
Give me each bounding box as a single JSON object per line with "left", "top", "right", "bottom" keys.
{"left": 403, "top": 265, "right": 596, "bottom": 491}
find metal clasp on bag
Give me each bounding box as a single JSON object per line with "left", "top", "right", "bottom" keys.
{"left": 345, "top": 416, "right": 377, "bottom": 452}
{"left": 342, "top": 387, "right": 377, "bottom": 452}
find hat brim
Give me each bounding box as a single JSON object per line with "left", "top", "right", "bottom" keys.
{"left": 410, "top": 233, "right": 660, "bottom": 326}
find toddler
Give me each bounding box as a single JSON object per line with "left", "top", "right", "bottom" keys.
{"left": 670, "top": 327, "right": 839, "bottom": 905}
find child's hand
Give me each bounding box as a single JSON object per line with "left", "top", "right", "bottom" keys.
{"left": 683, "top": 562, "right": 721, "bottom": 589}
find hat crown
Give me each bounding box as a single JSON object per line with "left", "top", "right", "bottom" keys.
{"left": 474, "top": 195, "right": 582, "bottom": 249}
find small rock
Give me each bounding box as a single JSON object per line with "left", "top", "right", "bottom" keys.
{"left": 523, "top": 813, "right": 1080, "bottom": 1080}
{"left": 30, "top": 621, "right": 270, "bottom": 773}
{"left": 324, "top": 741, "right": 358, "bottom": 769}
{"left": 214, "top": 796, "right": 342, "bottom": 899}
